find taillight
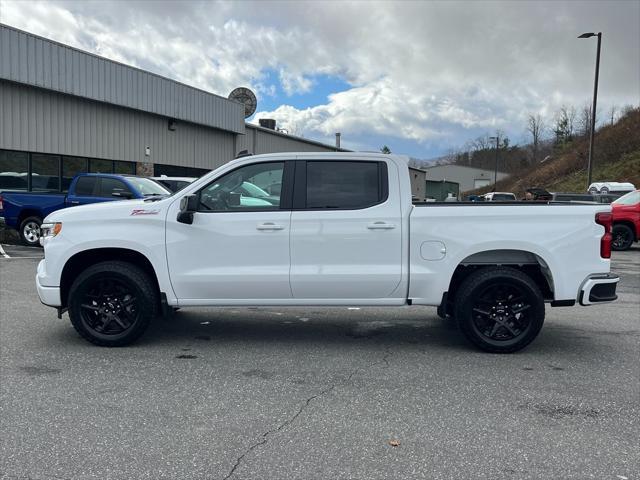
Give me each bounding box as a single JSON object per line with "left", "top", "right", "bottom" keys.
{"left": 0, "top": 195, "right": 3, "bottom": 211}
{"left": 595, "top": 212, "right": 612, "bottom": 259}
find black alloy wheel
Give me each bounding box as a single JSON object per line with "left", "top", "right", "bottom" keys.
{"left": 470, "top": 282, "right": 533, "bottom": 344}
{"left": 454, "top": 267, "right": 545, "bottom": 353}
{"left": 612, "top": 224, "right": 634, "bottom": 251}
{"left": 79, "top": 276, "right": 140, "bottom": 337}
{"left": 68, "top": 261, "right": 158, "bottom": 346}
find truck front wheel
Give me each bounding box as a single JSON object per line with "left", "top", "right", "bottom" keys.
{"left": 19, "top": 216, "right": 42, "bottom": 246}
{"left": 67, "top": 261, "right": 158, "bottom": 347}
{"left": 454, "top": 267, "right": 545, "bottom": 353}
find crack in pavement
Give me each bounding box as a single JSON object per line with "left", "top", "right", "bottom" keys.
{"left": 222, "top": 348, "right": 393, "bottom": 480}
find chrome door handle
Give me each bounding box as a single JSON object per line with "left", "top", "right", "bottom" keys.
{"left": 70, "top": 201, "right": 80, "bottom": 205}
{"left": 367, "top": 222, "right": 396, "bottom": 230}
{"left": 256, "top": 222, "right": 285, "bottom": 231}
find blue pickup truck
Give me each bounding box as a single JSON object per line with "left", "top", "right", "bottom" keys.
{"left": 0, "top": 173, "right": 170, "bottom": 246}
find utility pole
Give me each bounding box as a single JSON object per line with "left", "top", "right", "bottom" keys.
{"left": 489, "top": 135, "right": 500, "bottom": 189}
{"left": 579, "top": 32, "right": 602, "bottom": 190}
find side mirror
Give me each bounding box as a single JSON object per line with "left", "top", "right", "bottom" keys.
{"left": 112, "top": 189, "right": 134, "bottom": 199}
{"left": 177, "top": 194, "right": 199, "bottom": 224}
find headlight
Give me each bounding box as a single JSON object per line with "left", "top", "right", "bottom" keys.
{"left": 40, "top": 222, "right": 62, "bottom": 239}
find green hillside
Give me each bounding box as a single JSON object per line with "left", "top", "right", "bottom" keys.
{"left": 547, "top": 150, "right": 640, "bottom": 193}
{"left": 467, "top": 107, "right": 640, "bottom": 196}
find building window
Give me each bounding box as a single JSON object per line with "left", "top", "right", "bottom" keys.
{"left": 89, "top": 159, "right": 114, "bottom": 173}
{"left": 114, "top": 160, "right": 136, "bottom": 175}
{"left": 1, "top": 149, "right": 136, "bottom": 192}
{"left": 31, "top": 154, "right": 61, "bottom": 192}
{"left": 154, "top": 163, "right": 210, "bottom": 178}
{"left": 62, "top": 156, "right": 88, "bottom": 192}
{"left": 0, "top": 150, "right": 29, "bottom": 191}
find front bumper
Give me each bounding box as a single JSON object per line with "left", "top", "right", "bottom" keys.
{"left": 579, "top": 273, "right": 619, "bottom": 306}
{"left": 36, "top": 259, "right": 61, "bottom": 307}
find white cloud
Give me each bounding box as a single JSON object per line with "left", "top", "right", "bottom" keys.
{"left": 0, "top": 0, "right": 638, "bottom": 156}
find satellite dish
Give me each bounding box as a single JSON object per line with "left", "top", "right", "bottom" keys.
{"left": 228, "top": 87, "right": 257, "bottom": 118}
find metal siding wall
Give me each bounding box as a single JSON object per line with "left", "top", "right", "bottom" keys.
{"left": 0, "top": 81, "right": 236, "bottom": 169}
{"left": 0, "top": 24, "right": 244, "bottom": 134}
{"left": 252, "top": 128, "right": 338, "bottom": 155}
{"left": 235, "top": 129, "right": 253, "bottom": 153}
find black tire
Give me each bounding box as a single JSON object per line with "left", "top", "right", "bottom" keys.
{"left": 68, "top": 261, "right": 158, "bottom": 347}
{"left": 19, "top": 216, "right": 42, "bottom": 247}
{"left": 454, "top": 267, "right": 545, "bottom": 353}
{"left": 612, "top": 224, "right": 634, "bottom": 251}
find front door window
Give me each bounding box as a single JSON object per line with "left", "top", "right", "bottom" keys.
{"left": 199, "top": 162, "right": 284, "bottom": 211}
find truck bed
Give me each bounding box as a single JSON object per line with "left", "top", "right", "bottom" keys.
{"left": 407, "top": 201, "right": 610, "bottom": 305}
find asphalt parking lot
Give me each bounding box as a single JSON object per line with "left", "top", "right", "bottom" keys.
{"left": 1, "top": 245, "right": 638, "bottom": 480}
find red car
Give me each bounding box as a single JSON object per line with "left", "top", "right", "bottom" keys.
{"left": 611, "top": 190, "right": 640, "bottom": 251}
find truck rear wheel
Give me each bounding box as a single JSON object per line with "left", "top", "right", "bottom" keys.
{"left": 454, "top": 267, "right": 545, "bottom": 353}
{"left": 68, "top": 261, "right": 158, "bottom": 347}
{"left": 19, "top": 216, "right": 42, "bottom": 247}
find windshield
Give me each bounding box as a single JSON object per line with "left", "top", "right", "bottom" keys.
{"left": 128, "top": 177, "right": 171, "bottom": 196}
{"left": 613, "top": 190, "right": 640, "bottom": 205}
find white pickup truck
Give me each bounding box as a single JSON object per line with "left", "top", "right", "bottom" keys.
{"left": 36, "top": 152, "right": 619, "bottom": 353}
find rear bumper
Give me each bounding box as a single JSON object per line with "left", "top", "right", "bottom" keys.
{"left": 36, "top": 260, "right": 61, "bottom": 307}
{"left": 579, "top": 273, "right": 619, "bottom": 306}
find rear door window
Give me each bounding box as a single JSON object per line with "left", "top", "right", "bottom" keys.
{"left": 305, "top": 161, "right": 386, "bottom": 209}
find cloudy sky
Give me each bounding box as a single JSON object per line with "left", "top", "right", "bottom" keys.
{"left": 1, "top": 0, "right": 638, "bottom": 158}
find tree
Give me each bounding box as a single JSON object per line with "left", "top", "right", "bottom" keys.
{"left": 380, "top": 145, "right": 391, "bottom": 154}
{"left": 553, "top": 105, "right": 576, "bottom": 146}
{"left": 526, "top": 114, "right": 545, "bottom": 163}
{"left": 620, "top": 104, "right": 635, "bottom": 117}
{"left": 608, "top": 104, "right": 617, "bottom": 125}
{"left": 471, "top": 134, "right": 491, "bottom": 151}
{"left": 578, "top": 103, "right": 593, "bottom": 137}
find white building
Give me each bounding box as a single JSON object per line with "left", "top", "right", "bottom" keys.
{"left": 424, "top": 164, "right": 510, "bottom": 192}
